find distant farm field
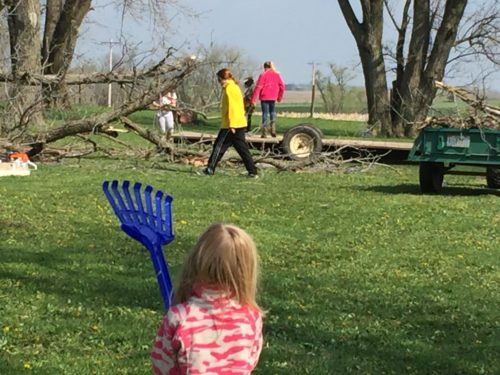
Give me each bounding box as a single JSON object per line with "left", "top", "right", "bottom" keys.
{"left": 283, "top": 89, "right": 500, "bottom": 117}
{"left": 281, "top": 89, "right": 366, "bottom": 114}
{"left": 283, "top": 90, "right": 316, "bottom": 103}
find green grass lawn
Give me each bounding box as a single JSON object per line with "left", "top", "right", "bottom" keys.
{"left": 1, "top": 158, "right": 499, "bottom": 374}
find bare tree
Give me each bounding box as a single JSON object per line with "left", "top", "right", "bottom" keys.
{"left": 0, "top": 0, "right": 201, "bottom": 146}
{"left": 338, "top": 0, "right": 498, "bottom": 137}
{"left": 177, "top": 42, "right": 258, "bottom": 112}
{"left": 42, "top": 0, "right": 92, "bottom": 107}
{"left": 448, "top": 3, "right": 500, "bottom": 83}
{"left": 4, "top": 0, "right": 43, "bottom": 128}
{"left": 338, "top": 0, "right": 393, "bottom": 135}
{"left": 2, "top": 0, "right": 192, "bottom": 108}
{"left": 316, "top": 63, "right": 355, "bottom": 113}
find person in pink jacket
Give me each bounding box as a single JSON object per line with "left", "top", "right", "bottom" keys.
{"left": 251, "top": 61, "right": 285, "bottom": 138}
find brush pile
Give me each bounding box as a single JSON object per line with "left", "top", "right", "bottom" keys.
{"left": 421, "top": 81, "right": 500, "bottom": 130}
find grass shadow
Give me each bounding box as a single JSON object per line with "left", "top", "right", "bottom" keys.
{"left": 359, "top": 183, "right": 500, "bottom": 197}
{"left": 0, "top": 243, "right": 182, "bottom": 311}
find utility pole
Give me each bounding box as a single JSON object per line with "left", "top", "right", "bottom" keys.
{"left": 308, "top": 62, "right": 319, "bottom": 118}
{"left": 100, "top": 39, "right": 120, "bottom": 108}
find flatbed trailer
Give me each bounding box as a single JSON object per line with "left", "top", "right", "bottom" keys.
{"left": 172, "top": 124, "right": 413, "bottom": 161}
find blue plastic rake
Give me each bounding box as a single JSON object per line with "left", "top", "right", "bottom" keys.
{"left": 102, "top": 180, "right": 174, "bottom": 310}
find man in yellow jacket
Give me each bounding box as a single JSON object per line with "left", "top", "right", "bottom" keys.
{"left": 203, "top": 68, "right": 258, "bottom": 177}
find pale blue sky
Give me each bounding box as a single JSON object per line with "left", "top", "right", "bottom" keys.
{"left": 80, "top": 0, "right": 358, "bottom": 84}
{"left": 79, "top": 1, "right": 499, "bottom": 89}
{"left": 169, "top": 0, "right": 359, "bottom": 84}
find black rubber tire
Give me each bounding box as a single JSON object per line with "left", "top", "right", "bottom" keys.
{"left": 419, "top": 162, "right": 445, "bottom": 193}
{"left": 486, "top": 166, "right": 500, "bottom": 189}
{"left": 282, "top": 124, "right": 323, "bottom": 160}
{"left": 300, "top": 123, "right": 324, "bottom": 138}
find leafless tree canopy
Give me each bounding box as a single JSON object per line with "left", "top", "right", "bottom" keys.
{"left": 338, "top": 0, "right": 499, "bottom": 137}
{"left": 315, "top": 63, "right": 357, "bottom": 113}
{"left": 0, "top": 1, "right": 202, "bottom": 157}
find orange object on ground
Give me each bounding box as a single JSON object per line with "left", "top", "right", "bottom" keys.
{"left": 9, "top": 152, "right": 30, "bottom": 162}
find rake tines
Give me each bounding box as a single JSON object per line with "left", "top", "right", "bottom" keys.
{"left": 102, "top": 180, "right": 175, "bottom": 309}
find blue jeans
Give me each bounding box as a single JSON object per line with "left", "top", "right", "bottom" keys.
{"left": 260, "top": 100, "right": 276, "bottom": 127}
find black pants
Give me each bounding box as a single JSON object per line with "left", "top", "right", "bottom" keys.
{"left": 206, "top": 128, "right": 257, "bottom": 175}
{"left": 246, "top": 110, "right": 254, "bottom": 132}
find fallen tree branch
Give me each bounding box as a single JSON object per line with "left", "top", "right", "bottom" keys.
{"left": 0, "top": 53, "right": 196, "bottom": 86}
{"left": 7, "top": 56, "right": 198, "bottom": 157}
{"left": 120, "top": 116, "right": 209, "bottom": 160}
{"left": 120, "top": 116, "right": 162, "bottom": 146}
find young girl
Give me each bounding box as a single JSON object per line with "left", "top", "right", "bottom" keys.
{"left": 251, "top": 61, "right": 285, "bottom": 138}
{"left": 153, "top": 90, "right": 177, "bottom": 142}
{"left": 151, "top": 223, "right": 263, "bottom": 375}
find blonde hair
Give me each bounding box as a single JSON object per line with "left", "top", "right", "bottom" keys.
{"left": 175, "top": 223, "right": 260, "bottom": 310}
{"left": 263, "top": 61, "right": 277, "bottom": 71}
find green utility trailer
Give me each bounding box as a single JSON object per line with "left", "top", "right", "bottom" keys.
{"left": 408, "top": 127, "right": 500, "bottom": 193}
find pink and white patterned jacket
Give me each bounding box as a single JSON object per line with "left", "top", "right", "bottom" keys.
{"left": 151, "top": 285, "right": 263, "bottom": 375}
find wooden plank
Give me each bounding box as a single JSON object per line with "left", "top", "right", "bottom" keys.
{"left": 322, "top": 138, "right": 413, "bottom": 151}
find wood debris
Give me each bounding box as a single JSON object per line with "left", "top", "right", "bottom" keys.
{"left": 419, "top": 81, "right": 500, "bottom": 130}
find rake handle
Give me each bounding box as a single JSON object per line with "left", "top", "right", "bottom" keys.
{"left": 148, "top": 243, "right": 174, "bottom": 310}
{"left": 121, "top": 223, "right": 174, "bottom": 310}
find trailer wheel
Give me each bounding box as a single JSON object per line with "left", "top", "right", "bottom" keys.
{"left": 419, "top": 162, "right": 444, "bottom": 193}
{"left": 486, "top": 166, "right": 500, "bottom": 189}
{"left": 282, "top": 124, "right": 322, "bottom": 160}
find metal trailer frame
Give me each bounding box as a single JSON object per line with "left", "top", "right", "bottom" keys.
{"left": 408, "top": 127, "right": 500, "bottom": 193}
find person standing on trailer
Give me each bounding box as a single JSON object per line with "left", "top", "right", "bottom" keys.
{"left": 243, "top": 77, "right": 255, "bottom": 132}
{"left": 203, "top": 68, "right": 258, "bottom": 178}
{"left": 251, "top": 61, "right": 285, "bottom": 138}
